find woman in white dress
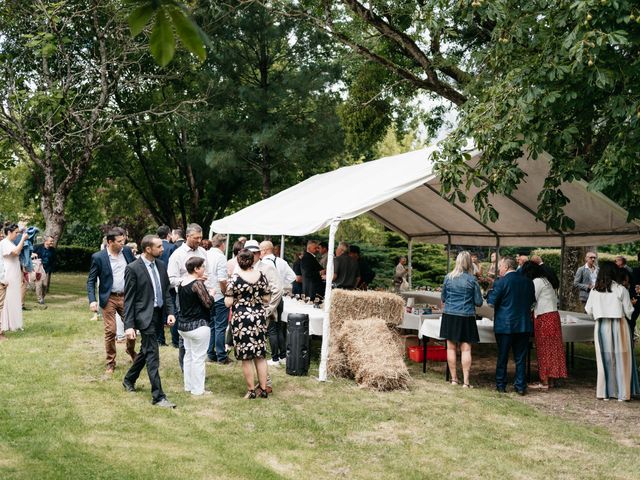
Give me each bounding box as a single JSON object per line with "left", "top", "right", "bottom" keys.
{"left": 0, "top": 223, "right": 28, "bottom": 332}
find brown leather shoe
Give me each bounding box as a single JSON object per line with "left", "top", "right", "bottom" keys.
{"left": 105, "top": 366, "right": 115, "bottom": 375}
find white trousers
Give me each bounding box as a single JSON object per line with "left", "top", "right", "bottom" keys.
{"left": 179, "top": 326, "right": 211, "bottom": 395}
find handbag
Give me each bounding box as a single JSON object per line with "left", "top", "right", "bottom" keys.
{"left": 225, "top": 307, "right": 234, "bottom": 351}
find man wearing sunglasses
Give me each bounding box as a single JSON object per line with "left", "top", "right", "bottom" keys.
{"left": 574, "top": 252, "right": 598, "bottom": 305}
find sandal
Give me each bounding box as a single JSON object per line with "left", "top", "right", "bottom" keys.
{"left": 463, "top": 383, "right": 473, "bottom": 389}
{"left": 528, "top": 383, "right": 549, "bottom": 390}
{"left": 256, "top": 386, "right": 268, "bottom": 398}
{"left": 244, "top": 389, "right": 256, "bottom": 399}
{"left": 450, "top": 379, "right": 459, "bottom": 386}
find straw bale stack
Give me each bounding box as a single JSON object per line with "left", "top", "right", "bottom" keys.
{"left": 329, "top": 289, "right": 404, "bottom": 330}
{"left": 339, "top": 318, "right": 410, "bottom": 391}
{"left": 327, "top": 339, "right": 353, "bottom": 379}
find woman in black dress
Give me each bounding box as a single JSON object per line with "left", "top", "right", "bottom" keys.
{"left": 224, "top": 249, "right": 271, "bottom": 398}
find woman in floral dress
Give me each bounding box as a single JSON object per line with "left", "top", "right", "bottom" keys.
{"left": 224, "top": 248, "right": 271, "bottom": 398}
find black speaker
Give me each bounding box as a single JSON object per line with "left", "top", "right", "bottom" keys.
{"left": 286, "top": 313, "right": 310, "bottom": 376}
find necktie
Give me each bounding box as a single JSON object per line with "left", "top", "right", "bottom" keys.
{"left": 149, "top": 261, "right": 163, "bottom": 308}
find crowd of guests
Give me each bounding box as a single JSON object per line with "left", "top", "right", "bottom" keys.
{"left": 86, "top": 226, "right": 377, "bottom": 407}
{"left": 439, "top": 249, "right": 638, "bottom": 401}
{"left": 0, "top": 221, "right": 57, "bottom": 341}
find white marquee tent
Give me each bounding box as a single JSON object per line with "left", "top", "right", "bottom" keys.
{"left": 210, "top": 146, "right": 640, "bottom": 381}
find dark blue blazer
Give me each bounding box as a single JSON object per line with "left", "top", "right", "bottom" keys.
{"left": 159, "top": 239, "right": 176, "bottom": 266}
{"left": 487, "top": 271, "right": 535, "bottom": 334}
{"left": 87, "top": 246, "right": 136, "bottom": 308}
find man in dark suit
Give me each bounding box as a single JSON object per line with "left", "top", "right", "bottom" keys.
{"left": 156, "top": 225, "right": 176, "bottom": 346}
{"left": 300, "top": 239, "right": 324, "bottom": 299}
{"left": 122, "top": 235, "right": 176, "bottom": 408}
{"left": 487, "top": 256, "right": 536, "bottom": 395}
{"left": 87, "top": 227, "right": 137, "bottom": 374}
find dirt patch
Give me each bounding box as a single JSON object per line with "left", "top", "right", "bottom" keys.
{"left": 414, "top": 343, "right": 640, "bottom": 445}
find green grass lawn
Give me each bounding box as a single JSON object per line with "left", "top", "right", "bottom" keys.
{"left": 1, "top": 273, "right": 639, "bottom": 479}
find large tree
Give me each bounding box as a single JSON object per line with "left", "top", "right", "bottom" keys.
{"left": 0, "top": 0, "right": 192, "bottom": 241}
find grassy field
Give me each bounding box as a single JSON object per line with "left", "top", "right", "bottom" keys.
{"left": 1, "top": 273, "right": 639, "bottom": 480}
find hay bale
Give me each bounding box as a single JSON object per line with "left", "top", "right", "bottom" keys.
{"left": 327, "top": 337, "right": 353, "bottom": 379}
{"left": 330, "top": 289, "right": 404, "bottom": 330}
{"left": 339, "top": 317, "right": 410, "bottom": 391}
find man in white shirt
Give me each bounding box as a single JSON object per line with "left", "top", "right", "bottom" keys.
{"left": 206, "top": 233, "right": 232, "bottom": 364}
{"left": 260, "top": 240, "right": 296, "bottom": 366}
{"left": 167, "top": 223, "right": 208, "bottom": 368}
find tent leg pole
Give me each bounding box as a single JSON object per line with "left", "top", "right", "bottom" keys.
{"left": 446, "top": 235, "right": 451, "bottom": 272}
{"left": 318, "top": 220, "right": 340, "bottom": 382}
{"left": 280, "top": 235, "right": 285, "bottom": 259}
{"left": 408, "top": 239, "right": 413, "bottom": 289}
{"left": 225, "top": 235, "right": 230, "bottom": 260}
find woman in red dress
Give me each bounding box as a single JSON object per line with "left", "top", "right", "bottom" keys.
{"left": 521, "top": 261, "right": 568, "bottom": 389}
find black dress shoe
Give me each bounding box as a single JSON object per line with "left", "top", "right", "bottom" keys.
{"left": 516, "top": 389, "right": 526, "bottom": 396}
{"left": 122, "top": 381, "right": 136, "bottom": 392}
{"left": 496, "top": 387, "right": 506, "bottom": 393}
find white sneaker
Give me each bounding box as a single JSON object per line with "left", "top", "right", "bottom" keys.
{"left": 279, "top": 358, "right": 287, "bottom": 366}
{"left": 267, "top": 359, "right": 280, "bottom": 368}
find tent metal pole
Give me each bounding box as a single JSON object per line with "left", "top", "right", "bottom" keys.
{"left": 496, "top": 237, "right": 501, "bottom": 269}
{"left": 280, "top": 235, "right": 285, "bottom": 259}
{"left": 318, "top": 220, "right": 340, "bottom": 382}
{"left": 408, "top": 238, "right": 413, "bottom": 289}
{"left": 250, "top": 234, "right": 253, "bottom": 240}
{"left": 559, "top": 236, "right": 566, "bottom": 308}
{"left": 225, "top": 235, "right": 230, "bottom": 260}
{"left": 447, "top": 234, "right": 452, "bottom": 272}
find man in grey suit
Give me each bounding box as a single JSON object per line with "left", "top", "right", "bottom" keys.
{"left": 573, "top": 251, "right": 598, "bottom": 305}
{"left": 122, "top": 235, "right": 176, "bottom": 408}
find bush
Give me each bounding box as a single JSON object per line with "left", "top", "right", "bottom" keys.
{"left": 55, "top": 245, "right": 95, "bottom": 272}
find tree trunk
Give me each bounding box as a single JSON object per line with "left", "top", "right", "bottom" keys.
{"left": 559, "top": 246, "right": 587, "bottom": 312}
{"left": 261, "top": 146, "right": 271, "bottom": 199}
{"left": 41, "top": 193, "right": 67, "bottom": 247}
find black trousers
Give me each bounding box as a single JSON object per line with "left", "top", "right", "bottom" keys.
{"left": 124, "top": 309, "right": 166, "bottom": 403}
{"left": 268, "top": 300, "right": 286, "bottom": 361}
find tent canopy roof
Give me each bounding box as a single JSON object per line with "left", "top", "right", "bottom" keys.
{"left": 210, "top": 147, "right": 640, "bottom": 247}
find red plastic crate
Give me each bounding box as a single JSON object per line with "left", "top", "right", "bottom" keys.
{"left": 408, "top": 345, "right": 446, "bottom": 363}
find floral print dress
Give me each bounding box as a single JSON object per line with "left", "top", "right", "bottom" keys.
{"left": 226, "top": 272, "right": 269, "bottom": 360}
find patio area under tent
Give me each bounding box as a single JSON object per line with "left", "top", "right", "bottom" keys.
{"left": 209, "top": 145, "right": 640, "bottom": 381}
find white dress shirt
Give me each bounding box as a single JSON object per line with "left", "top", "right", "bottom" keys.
{"left": 167, "top": 243, "right": 208, "bottom": 290}
{"left": 108, "top": 250, "right": 127, "bottom": 293}
{"left": 206, "top": 247, "right": 228, "bottom": 301}
{"left": 141, "top": 256, "right": 161, "bottom": 307}
{"left": 261, "top": 254, "right": 296, "bottom": 288}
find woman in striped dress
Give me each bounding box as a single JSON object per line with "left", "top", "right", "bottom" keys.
{"left": 585, "top": 261, "right": 639, "bottom": 401}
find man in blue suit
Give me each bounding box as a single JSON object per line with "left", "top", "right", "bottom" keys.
{"left": 87, "top": 227, "right": 137, "bottom": 374}
{"left": 487, "top": 256, "right": 535, "bottom": 395}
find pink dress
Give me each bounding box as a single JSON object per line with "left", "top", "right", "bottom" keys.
{"left": 0, "top": 238, "right": 23, "bottom": 331}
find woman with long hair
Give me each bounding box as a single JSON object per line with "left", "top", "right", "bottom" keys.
{"left": 0, "top": 223, "right": 28, "bottom": 335}
{"left": 521, "top": 261, "right": 567, "bottom": 389}
{"left": 224, "top": 248, "right": 270, "bottom": 399}
{"left": 440, "top": 251, "right": 483, "bottom": 388}
{"left": 585, "top": 261, "right": 639, "bottom": 401}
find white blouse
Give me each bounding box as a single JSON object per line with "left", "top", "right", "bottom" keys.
{"left": 533, "top": 278, "right": 558, "bottom": 316}
{"left": 584, "top": 281, "right": 633, "bottom": 320}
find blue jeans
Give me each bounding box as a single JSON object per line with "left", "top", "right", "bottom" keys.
{"left": 495, "top": 333, "right": 530, "bottom": 392}
{"left": 208, "top": 298, "right": 229, "bottom": 362}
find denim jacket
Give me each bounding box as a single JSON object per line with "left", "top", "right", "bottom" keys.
{"left": 441, "top": 272, "right": 483, "bottom": 316}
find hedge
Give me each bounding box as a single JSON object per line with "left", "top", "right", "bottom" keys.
{"left": 55, "top": 245, "right": 95, "bottom": 272}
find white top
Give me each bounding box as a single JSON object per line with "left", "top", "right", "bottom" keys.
{"left": 533, "top": 277, "right": 558, "bottom": 316}
{"left": 261, "top": 253, "right": 296, "bottom": 287}
{"left": 108, "top": 250, "right": 127, "bottom": 293}
{"left": 0, "top": 243, "right": 5, "bottom": 283}
{"left": 167, "top": 243, "right": 208, "bottom": 290}
{"left": 206, "top": 247, "right": 228, "bottom": 301}
{"left": 584, "top": 281, "right": 633, "bottom": 320}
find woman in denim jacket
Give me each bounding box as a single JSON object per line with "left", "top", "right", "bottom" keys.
{"left": 440, "top": 251, "right": 484, "bottom": 388}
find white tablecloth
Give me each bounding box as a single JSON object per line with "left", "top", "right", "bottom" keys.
{"left": 398, "top": 312, "right": 441, "bottom": 331}
{"left": 282, "top": 297, "right": 324, "bottom": 336}
{"left": 419, "top": 312, "right": 595, "bottom": 343}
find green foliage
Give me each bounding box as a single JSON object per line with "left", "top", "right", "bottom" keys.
{"left": 436, "top": 0, "right": 640, "bottom": 228}
{"left": 61, "top": 222, "right": 102, "bottom": 249}
{"left": 128, "top": 0, "right": 206, "bottom": 65}
{"left": 55, "top": 245, "right": 95, "bottom": 272}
